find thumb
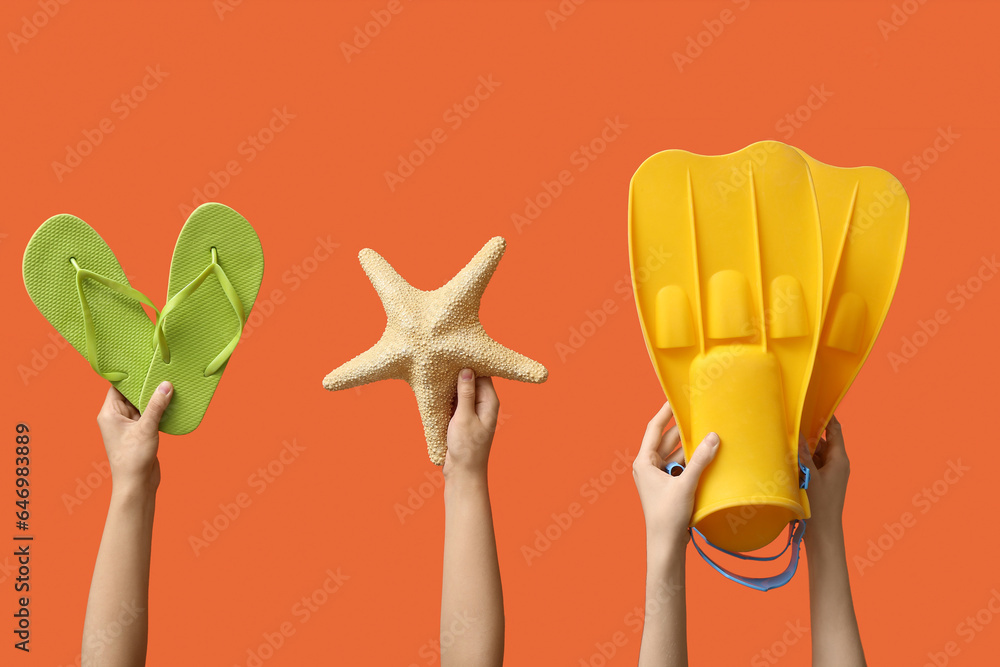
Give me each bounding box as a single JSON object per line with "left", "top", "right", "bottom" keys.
{"left": 138, "top": 381, "right": 173, "bottom": 432}
{"left": 682, "top": 432, "right": 720, "bottom": 484}
{"left": 454, "top": 369, "right": 477, "bottom": 419}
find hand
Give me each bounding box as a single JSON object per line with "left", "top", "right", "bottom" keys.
{"left": 800, "top": 415, "right": 850, "bottom": 543}
{"left": 443, "top": 369, "right": 499, "bottom": 480}
{"left": 95, "top": 382, "right": 173, "bottom": 497}
{"left": 632, "top": 402, "right": 720, "bottom": 556}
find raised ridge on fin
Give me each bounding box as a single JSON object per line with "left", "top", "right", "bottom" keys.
{"left": 655, "top": 285, "right": 696, "bottom": 348}
{"left": 769, "top": 275, "right": 809, "bottom": 339}
{"left": 706, "top": 269, "right": 753, "bottom": 340}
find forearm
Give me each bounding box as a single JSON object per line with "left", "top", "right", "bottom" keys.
{"left": 806, "top": 525, "right": 865, "bottom": 667}
{"left": 82, "top": 483, "right": 156, "bottom": 667}
{"left": 638, "top": 543, "right": 687, "bottom": 667}
{"left": 441, "top": 472, "right": 504, "bottom": 667}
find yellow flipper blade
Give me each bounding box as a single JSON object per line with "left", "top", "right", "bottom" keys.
{"left": 629, "top": 141, "right": 823, "bottom": 552}
{"left": 795, "top": 150, "right": 909, "bottom": 448}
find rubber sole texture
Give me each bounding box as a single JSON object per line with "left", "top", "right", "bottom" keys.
{"left": 22, "top": 214, "right": 155, "bottom": 406}
{"left": 140, "top": 203, "right": 264, "bottom": 434}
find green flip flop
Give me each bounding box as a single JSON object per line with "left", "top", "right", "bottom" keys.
{"left": 22, "top": 214, "right": 159, "bottom": 406}
{"left": 139, "top": 203, "right": 264, "bottom": 434}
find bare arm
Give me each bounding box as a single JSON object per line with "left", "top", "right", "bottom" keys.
{"left": 801, "top": 417, "right": 866, "bottom": 667}
{"left": 440, "top": 370, "right": 504, "bottom": 667}
{"left": 633, "top": 403, "right": 719, "bottom": 667}
{"left": 639, "top": 546, "right": 687, "bottom": 666}
{"left": 82, "top": 383, "right": 172, "bottom": 667}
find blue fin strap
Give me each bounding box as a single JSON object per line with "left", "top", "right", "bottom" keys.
{"left": 665, "top": 458, "right": 811, "bottom": 592}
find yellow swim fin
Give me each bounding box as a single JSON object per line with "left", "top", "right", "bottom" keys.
{"left": 795, "top": 150, "right": 909, "bottom": 449}
{"left": 629, "top": 141, "right": 823, "bottom": 556}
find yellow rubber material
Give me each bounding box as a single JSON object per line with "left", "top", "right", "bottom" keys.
{"left": 629, "top": 141, "right": 823, "bottom": 553}
{"left": 796, "top": 149, "right": 909, "bottom": 448}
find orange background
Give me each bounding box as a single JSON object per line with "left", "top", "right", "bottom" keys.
{"left": 2, "top": 1, "right": 999, "bottom": 664}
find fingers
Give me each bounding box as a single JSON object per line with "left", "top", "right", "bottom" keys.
{"left": 680, "top": 432, "right": 720, "bottom": 483}
{"left": 98, "top": 387, "right": 135, "bottom": 423}
{"left": 137, "top": 381, "right": 173, "bottom": 433}
{"left": 656, "top": 425, "right": 681, "bottom": 459}
{"left": 454, "top": 369, "right": 478, "bottom": 420}
{"left": 101, "top": 386, "right": 124, "bottom": 412}
{"left": 638, "top": 402, "right": 674, "bottom": 460}
{"left": 822, "top": 414, "right": 847, "bottom": 463}
{"left": 474, "top": 376, "right": 499, "bottom": 427}
{"left": 664, "top": 444, "right": 686, "bottom": 466}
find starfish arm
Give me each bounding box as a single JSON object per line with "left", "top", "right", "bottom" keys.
{"left": 412, "top": 380, "right": 453, "bottom": 465}
{"left": 358, "top": 248, "right": 416, "bottom": 317}
{"left": 322, "top": 334, "right": 407, "bottom": 391}
{"left": 468, "top": 332, "right": 549, "bottom": 384}
{"left": 441, "top": 236, "right": 506, "bottom": 305}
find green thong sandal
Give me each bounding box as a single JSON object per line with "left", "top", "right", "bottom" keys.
{"left": 22, "top": 214, "right": 159, "bottom": 406}
{"left": 139, "top": 203, "right": 264, "bottom": 434}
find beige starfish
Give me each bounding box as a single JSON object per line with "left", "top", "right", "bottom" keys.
{"left": 323, "top": 237, "right": 548, "bottom": 464}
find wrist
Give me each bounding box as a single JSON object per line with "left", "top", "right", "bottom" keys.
{"left": 110, "top": 479, "right": 158, "bottom": 506}
{"left": 804, "top": 520, "right": 845, "bottom": 556}
{"left": 646, "top": 537, "right": 686, "bottom": 573}
{"left": 443, "top": 468, "right": 489, "bottom": 498}
{"left": 646, "top": 545, "right": 686, "bottom": 605}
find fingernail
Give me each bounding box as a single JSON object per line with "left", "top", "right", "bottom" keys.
{"left": 460, "top": 369, "right": 473, "bottom": 380}
{"left": 706, "top": 432, "right": 720, "bottom": 447}
{"left": 157, "top": 381, "right": 172, "bottom": 395}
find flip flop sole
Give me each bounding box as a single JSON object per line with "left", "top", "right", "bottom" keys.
{"left": 22, "top": 214, "right": 155, "bottom": 406}
{"left": 140, "top": 203, "right": 264, "bottom": 434}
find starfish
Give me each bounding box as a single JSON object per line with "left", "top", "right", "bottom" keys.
{"left": 323, "top": 237, "right": 548, "bottom": 464}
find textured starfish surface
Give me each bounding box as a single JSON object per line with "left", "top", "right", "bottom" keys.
{"left": 323, "top": 236, "right": 548, "bottom": 464}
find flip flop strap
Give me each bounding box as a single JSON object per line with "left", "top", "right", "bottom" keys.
{"left": 153, "top": 247, "right": 246, "bottom": 377}
{"left": 70, "top": 258, "right": 159, "bottom": 382}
